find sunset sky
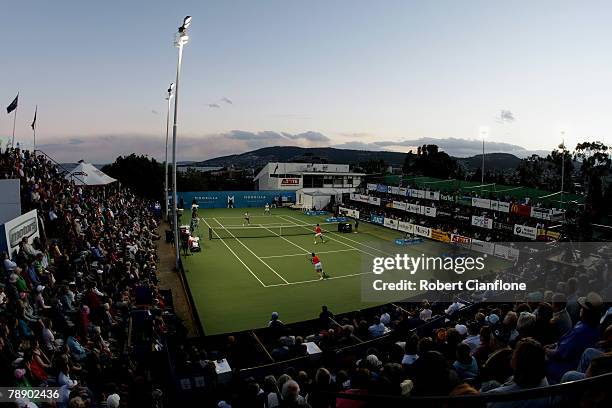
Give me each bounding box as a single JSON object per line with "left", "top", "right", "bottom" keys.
{"left": 1, "top": 0, "right": 611, "bottom": 162}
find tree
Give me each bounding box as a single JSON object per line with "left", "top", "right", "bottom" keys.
{"left": 403, "top": 144, "right": 459, "bottom": 179}
{"left": 102, "top": 154, "right": 164, "bottom": 200}
{"left": 574, "top": 141, "right": 611, "bottom": 215}
{"left": 517, "top": 154, "right": 545, "bottom": 187}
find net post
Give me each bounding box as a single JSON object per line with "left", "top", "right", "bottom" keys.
{"left": 209, "top": 227, "right": 213, "bottom": 240}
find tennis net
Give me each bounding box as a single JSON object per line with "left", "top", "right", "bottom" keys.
{"left": 208, "top": 222, "right": 338, "bottom": 240}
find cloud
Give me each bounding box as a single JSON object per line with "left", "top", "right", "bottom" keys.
{"left": 496, "top": 109, "right": 516, "bottom": 123}
{"left": 224, "top": 130, "right": 330, "bottom": 148}
{"left": 68, "top": 138, "right": 84, "bottom": 145}
{"left": 333, "top": 141, "right": 386, "bottom": 151}
{"left": 285, "top": 131, "right": 330, "bottom": 142}
{"left": 151, "top": 109, "right": 159, "bottom": 115}
{"left": 208, "top": 103, "right": 221, "bottom": 108}
{"left": 221, "top": 97, "right": 233, "bottom": 104}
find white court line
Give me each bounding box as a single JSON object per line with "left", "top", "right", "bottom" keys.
{"left": 200, "top": 218, "right": 267, "bottom": 287}
{"left": 265, "top": 271, "right": 370, "bottom": 287}
{"left": 280, "top": 214, "right": 391, "bottom": 258}
{"left": 212, "top": 218, "right": 289, "bottom": 284}
{"left": 256, "top": 224, "right": 311, "bottom": 254}
{"left": 260, "top": 248, "right": 359, "bottom": 259}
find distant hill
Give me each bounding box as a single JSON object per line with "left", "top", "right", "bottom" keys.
{"left": 195, "top": 146, "right": 408, "bottom": 168}
{"left": 195, "top": 146, "right": 522, "bottom": 173}
{"left": 457, "top": 153, "right": 522, "bottom": 172}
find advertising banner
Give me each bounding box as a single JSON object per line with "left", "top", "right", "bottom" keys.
{"left": 531, "top": 207, "right": 552, "bottom": 220}
{"left": 490, "top": 200, "right": 511, "bottom": 213}
{"left": 511, "top": 203, "right": 532, "bottom": 217}
{"left": 370, "top": 215, "right": 385, "bottom": 225}
{"left": 423, "top": 206, "right": 437, "bottom": 217}
{"left": 451, "top": 234, "right": 472, "bottom": 246}
{"left": 414, "top": 225, "right": 432, "bottom": 238}
{"left": 472, "top": 197, "right": 491, "bottom": 209}
{"left": 390, "top": 186, "right": 401, "bottom": 195}
{"left": 368, "top": 196, "right": 381, "bottom": 206}
{"left": 179, "top": 191, "right": 296, "bottom": 209}
{"left": 431, "top": 229, "right": 451, "bottom": 242}
{"left": 383, "top": 218, "right": 400, "bottom": 230}
{"left": 392, "top": 200, "right": 407, "bottom": 211}
{"left": 0, "top": 209, "right": 39, "bottom": 257}
{"left": 398, "top": 221, "right": 414, "bottom": 234}
{"left": 472, "top": 215, "right": 493, "bottom": 229}
{"left": 493, "top": 221, "right": 514, "bottom": 233}
{"left": 376, "top": 184, "right": 388, "bottom": 193}
{"left": 407, "top": 203, "right": 421, "bottom": 214}
{"left": 514, "top": 224, "right": 537, "bottom": 240}
{"left": 471, "top": 239, "right": 495, "bottom": 255}
{"left": 367, "top": 183, "right": 377, "bottom": 191}
{"left": 424, "top": 191, "right": 440, "bottom": 201}
{"left": 399, "top": 187, "right": 408, "bottom": 196}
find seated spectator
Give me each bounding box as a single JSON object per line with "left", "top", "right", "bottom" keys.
{"left": 550, "top": 293, "right": 572, "bottom": 341}
{"left": 453, "top": 343, "right": 479, "bottom": 380}
{"left": 545, "top": 292, "right": 603, "bottom": 383}
{"left": 368, "top": 316, "right": 385, "bottom": 338}
{"left": 486, "top": 337, "right": 551, "bottom": 408}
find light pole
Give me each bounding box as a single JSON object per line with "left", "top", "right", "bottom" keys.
{"left": 171, "top": 16, "right": 192, "bottom": 271}
{"left": 164, "top": 83, "right": 174, "bottom": 222}
{"left": 559, "top": 134, "right": 566, "bottom": 209}
{"left": 478, "top": 126, "right": 489, "bottom": 185}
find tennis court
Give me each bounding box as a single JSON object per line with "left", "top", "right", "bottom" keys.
{"left": 182, "top": 207, "right": 510, "bottom": 334}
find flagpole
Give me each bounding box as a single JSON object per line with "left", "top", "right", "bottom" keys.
{"left": 11, "top": 95, "right": 19, "bottom": 148}
{"left": 32, "top": 105, "right": 37, "bottom": 152}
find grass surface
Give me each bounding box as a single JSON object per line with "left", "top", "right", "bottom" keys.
{"left": 182, "top": 208, "right": 510, "bottom": 335}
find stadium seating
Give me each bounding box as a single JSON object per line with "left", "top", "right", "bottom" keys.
{"left": 2, "top": 146, "right": 611, "bottom": 408}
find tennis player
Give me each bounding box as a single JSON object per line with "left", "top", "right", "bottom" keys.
{"left": 311, "top": 252, "right": 329, "bottom": 280}
{"left": 264, "top": 203, "right": 271, "bottom": 215}
{"left": 243, "top": 211, "right": 251, "bottom": 226}
{"left": 314, "top": 223, "right": 325, "bottom": 244}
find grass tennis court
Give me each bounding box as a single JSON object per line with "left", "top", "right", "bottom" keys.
{"left": 182, "top": 208, "right": 511, "bottom": 335}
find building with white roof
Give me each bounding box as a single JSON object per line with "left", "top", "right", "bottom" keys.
{"left": 254, "top": 162, "right": 366, "bottom": 193}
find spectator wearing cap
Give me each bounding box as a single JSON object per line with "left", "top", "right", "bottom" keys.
{"left": 545, "top": 292, "right": 604, "bottom": 383}
{"left": 486, "top": 337, "right": 551, "bottom": 408}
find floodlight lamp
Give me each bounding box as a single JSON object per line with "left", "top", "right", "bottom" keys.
{"left": 182, "top": 16, "right": 192, "bottom": 29}
{"left": 478, "top": 126, "right": 490, "bottom": 139}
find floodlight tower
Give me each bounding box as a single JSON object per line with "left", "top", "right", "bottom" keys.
{"left": 171, "top": 16, "right": 192, "bottom": 270}
{"left": 164, "top": 83, "right": 174, "bottom": 222}
{"left": 559, "top": 133, "right": 566, "bottom": 209}
{"left": 479, "top": 126, "right": 490, "bottom": 185}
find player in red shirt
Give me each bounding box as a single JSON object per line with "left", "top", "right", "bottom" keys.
{"left": 311, "top": 252, "right": 329, "bottom": 280}
{"left": 314, "top": 223, "right": 325, "bottom": 244}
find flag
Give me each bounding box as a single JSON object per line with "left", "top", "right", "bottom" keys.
{"left": 6, "top": 94, "right": 18, "bottom": 114}
{"left": 31, "top": 106, "right": 37, "bottom": 130}
{"left": 273, "top": 164, "right": 279, "bottom": 174}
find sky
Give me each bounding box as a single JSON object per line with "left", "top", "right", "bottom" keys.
{"left": 1, "top": 0, "right": 612, "bottom": 163}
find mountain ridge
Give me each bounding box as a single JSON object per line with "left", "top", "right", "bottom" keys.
{"left": 192, "top": 146, "right": 523, "bottom": 172}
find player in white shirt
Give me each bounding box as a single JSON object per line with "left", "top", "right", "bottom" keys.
{"left": 243, "top": 211, "right": 251, "bottom": 226}
{"left": 264, "top": 203, "right": 271, "bottom": 215}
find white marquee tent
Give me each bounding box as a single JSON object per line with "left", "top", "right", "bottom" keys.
{"left": 65, "top": 161, "right": 117, "bottom": 186}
